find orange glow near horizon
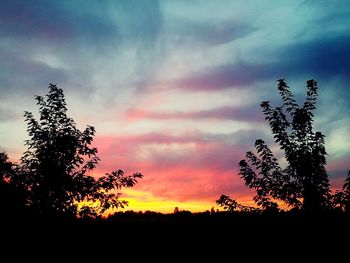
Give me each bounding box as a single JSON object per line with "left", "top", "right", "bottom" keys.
{"left": 124, "top": 198, "right": 215, "bottom": 213}
{"left": 120, "top": 189, "right": 216, "bottom": 213}
{"left": 109, "top": 189, "right": 258, "bottom": 214}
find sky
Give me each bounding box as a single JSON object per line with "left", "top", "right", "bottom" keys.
{"left": 0, "top": 0, "right": 349, "bottom": 213}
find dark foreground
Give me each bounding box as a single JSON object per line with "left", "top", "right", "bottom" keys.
{"left": 2, "top": 212, "right": 349, "bottom": 260}
{"left": 3, "top": 210, "right": 349, "bottom": 235}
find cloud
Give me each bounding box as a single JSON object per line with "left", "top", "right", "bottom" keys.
{"left": 0, "top": 1, "right": 71, "bottom": 40}
{"left": 162, "top": 33, "right": 350, "bottom": 92}
{"left": 0, "top": 107, "right": 18, "bottom": 121}
{"left": 0, "top": 0, "right": 164, "bottom": 103}
{"left": 0, "top": 0, "right": 162, "bottom": 46}
{"left": 0, "top": 1, "right": 123, "bottom": 56}
{"left": 326, "top": 156, "right": 350, "bottom": 190}
{"left": 281, "top": 35, "right": 350, "bottom": 80}
{"left": 93, "top": 130, "right": 266, "bottom": 202}
{"left": 1, "top": 0, "right": 349, "bottom": 208}
{"left": 92, "top": 125, "right": 345, "bottom": 202}
{"left": 163, "top": 63, "right": 267, "bottom": 91}
{"left": 163, "top": 17, "right": 255, "bottom": 47}
{"left": 126, "top": 105, "right": 264, "bottom": 122}
{"left": 0, "top": 49, "right": 69, "bottom": 96}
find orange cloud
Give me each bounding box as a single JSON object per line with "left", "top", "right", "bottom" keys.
{"left": 91, "top": 132, "right": 255, "bottom": 212}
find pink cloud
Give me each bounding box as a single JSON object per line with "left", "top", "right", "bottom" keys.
{"left": 158, "top": 63, "right": 271, "bottom": 92}
{"left": 326, "top": 157, "right": 350, "bottom": 189}
{"left": 92, "top": 131, "right": 349, "bottom": 206}
{"left": 93, "top": 132, "right": 252, "bottom": 203}
{"left": 126, "top": 106, "right": 264, "bottom": 122}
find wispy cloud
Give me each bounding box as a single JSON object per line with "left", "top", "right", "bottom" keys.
{"left": 1, "top": 0, "right": 349, "bottom": 209}
{"left": 0, "top": 107, "right": 18, "bottom": 121}
{"left": 94, "top": 130, "right": 260, "bottom": 202}
{"left": 126, "top": 105, "right": 263, "bottom": 122}
{"left": 160, "top": 34, "right": 350, "bottom": 92}
{"left": 163, "top": 16, "right": 255, "bottom": 47}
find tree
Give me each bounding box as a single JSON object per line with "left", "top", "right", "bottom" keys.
{"left": 17, "top": 84, "right": 142, "bottom": 218}
{"left": 0, "top": 152, "right": 26, "bottom": 217}
{"left": 333, "top": 171, "right": 350, "bottom": 213}
{"left": 218, "top": 79, "right": 331, "bottom": 213}
{"left": 0, "top": 152, "right": 13, "bottom": 181}
{"left": 216, "top": 195, "right": 257, "bottom": 213}
{"left": 341, "top": 171, "right": 350, "bottom": 212}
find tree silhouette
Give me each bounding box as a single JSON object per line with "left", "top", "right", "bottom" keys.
{"left": 218, "top": 79, "right": 331, "bottom": 213}
{"left": 342, "top": 171, "right": 350, "bottom": 213}
{"left": 0, "top": 152, "right": 26, "bottom": 217}
{"left": 333, "top": 171, "right": 350, "bottom": 213}
{"left": 217, "top": 195, "right": 258, "bottom": 213}
{"left": 0, "top": 152, "right": 13, "bottom": 181}
{"left": 16, "top": 84, "right": 142, "bottom": 218}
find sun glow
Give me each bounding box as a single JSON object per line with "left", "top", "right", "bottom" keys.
{"left": 111, "top": 189, "right": 219, "bottom": 214}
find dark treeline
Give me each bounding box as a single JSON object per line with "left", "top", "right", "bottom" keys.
{"left": 1, "top": 80, "right": 349, "bottom": 228}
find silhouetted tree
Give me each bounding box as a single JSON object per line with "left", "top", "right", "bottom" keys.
{"left": 16, "top": 84, "right": 142, "bottom": 218}
{"left": 333, "top": 171, "right": 350, "bottom": 213}
{"left": 216, "top": 195, "right": 259, "bottom": 213}
{"left": 0, "top": 152, "right": 26, "bottom": 217}
{"left": 0, "top": 152, "right": 13, "bottom": 180}
{"left": 342, "top": 171, "right": 350, "bottom": 213}
{"left": 218, "top": 79, "right": 331, "bottom": 213}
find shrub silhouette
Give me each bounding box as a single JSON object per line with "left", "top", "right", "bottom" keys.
{"left": 332, "top": 170, "right": 350, "bottom": 213}
{"left": 218, "top": 79, "right": 332, "bottom": 213}
{"left": 15, "top": 84, "right": 142, "bottom": 218}
{"left": 341, "top": 171, "right": 350, "bottom": 212}
{"left": 0, "top": 152, "right": 27, "bottom": 217}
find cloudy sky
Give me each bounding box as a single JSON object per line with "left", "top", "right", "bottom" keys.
{"left": 0, "top": 0, "right": 349, "bottom": 212}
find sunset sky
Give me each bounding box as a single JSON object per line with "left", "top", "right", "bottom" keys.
{"left": 0, "top": 0, "right": 349, "bottom": 213}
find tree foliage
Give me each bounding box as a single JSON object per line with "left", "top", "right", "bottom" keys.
{"left": 332, "top": 171, "right": 350, "bottom": 213}
{"left": 16, "top": 84, "right": 142, "bottom": 218}
{"left": 218, "top": 79, "right": 331, "bottom": 213}
{"left": 216, "top": 195, "right": 259, "bottom": 213}
{"left": 342, "top": 171, "right": 350, "bottom": 212}
{"left": 0, "top": 152, "right": 26, "bottom": 215}
{"left": 0, "top": 152, "right": 13, "bottom": 181}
